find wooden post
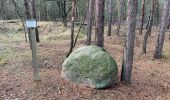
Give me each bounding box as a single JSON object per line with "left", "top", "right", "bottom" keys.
{"left": 25, "top": 0, "right": 40, "bottom": 81}
{"left": 30, "top": 28, "right": 41, "bottom": 81}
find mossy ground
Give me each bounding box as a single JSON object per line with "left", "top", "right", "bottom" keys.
{"left": 0, "top": 25, "right": 22, "bottom": 67}
{"left": 0, "top": 47, "right": 15, "bottom": 67}
{"left": 0, "top": 21, "right": 170, "bottom": 100}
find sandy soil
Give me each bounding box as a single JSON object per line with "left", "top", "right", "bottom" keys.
{"left": 0, "top": 21, "right": 170, "bottom": 100}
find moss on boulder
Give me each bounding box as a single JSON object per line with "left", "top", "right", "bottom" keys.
{"left": 61, "top": 46, "right": 118, "bottom": 89}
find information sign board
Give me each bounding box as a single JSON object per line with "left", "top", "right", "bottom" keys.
{"left": 26, "top": 20, "right": 37, "bottom": 28}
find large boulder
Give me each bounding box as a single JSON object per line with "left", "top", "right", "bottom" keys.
{"left": 61, "top": 46, "right": 118, "bottom": 89}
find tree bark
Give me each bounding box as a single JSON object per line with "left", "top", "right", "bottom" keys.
{"left": 24, "top": 0, "right": 40, "bottom": 81}
{"left": 62, "top": 0, "right": 67, "bottom": 27}
{"left": 43, "top": 0, "right": 48, "bottom": 21}
{"left": 24, "top": 0, "right": 31, "bottom": 19}
{"left": 0, "top": 0, "right": 4, "bottom": 20}
{"left": 86, "top": 0, "right": 94, "bottom": 45}
{"left": 116, "top": 0, "right": 123, "bottom": 35}
{"left": 142, "top": 0, "right": 155, "bottom": 53}
{"left": 155, "top": 1, "right": 159, "bottom": 28}
{"left": 142, "top": 13, "right": 151, "bottom": 53}
{"left": 121, "top": 0, "right": 138, "bottom": 83}
{"left": 32, "top": 0, "right": 40, "bottom": 42}
{"left": 67, "top": 0, "right": 76, "bottom": 57}
{"left": 139, "top": 0, "right": 145, "bottom": 35}
{"left": 24, "top": 0, "right": 32, "bottom": 48}
{"left": 167, "top": 16, "right": 170, "bottom": 29}
{"left": 154, "top": 0, "right": 170, "bottom": 59}
{"left": 107, "top": 0, "right": 113, "bottom": 36}
{"left": 167, "top": 6, "right": 170, "bottom": 29}
{"left": 169, "top": 7, "right": 170, "bottom": 40}
{"left": 95, "top": 0, "right": 105, "bottom": 48}
{"left": 122, "top": 0, "right": 126, "bottom": 21}
{"left": 148, "top": 0, "right": 155, "bottom": 36}
{"left": 142, "top": 19, "right": 150, "bottom": 53}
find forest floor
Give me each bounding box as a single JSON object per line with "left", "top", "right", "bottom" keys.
{"left": 0, "top": 20, "right": 170, "bottom": 100}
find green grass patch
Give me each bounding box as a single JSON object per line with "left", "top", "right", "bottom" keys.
{"left": 41, "top": 29, "right": 86, "bottom": 43}
{"left": 0, "top": 32, "right": 25, "bottom": 43}
{"left": 0, "top": 47, "right": 15, "bottom": 67}
{"left": 162, "top": 53, "right": 170, "bottom": 60}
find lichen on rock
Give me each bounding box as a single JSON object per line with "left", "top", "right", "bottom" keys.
{"left": 61, "top": 46, "right": 118, "bottom": 89}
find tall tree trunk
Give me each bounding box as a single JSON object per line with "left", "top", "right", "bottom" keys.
{"left": 142, "top": 12, "right": 151, "bottom": 53}
{"left": 107, "top": 0, "right": 113, "bottom": 36}
{"left": 142, "top": 17, "right": 150, "bottom": 53}
{"left": 43, "top": 0, "right": 48, "bottom": 21}
{"left": 63, "top": 0, "right": 67, "bottom": 27}
{"left": 116, "top": 0, "right": 123, "bottom": 35}
{"left": 139, "top": 0, "right": 145, "bottom": 35}
{"left": 0, "top": 0, "right": 4, "bottom": 20}
{"left": 121, "top": 0, "right": 138, "bottom": 83}
{"left": 86, "top": 0, "right": 94, "bottom": 45}
{"left": 122, "top": 0, "right": 126, "bottom": 21}
{"left": 148, "top": 0, "right": 155, "bottom": 36}
{"left": 95, "top": 0, "right": 105, "bottom": 48}
{"left": 24, "top": 0, "right": 32, "bottom": 48}
{"left": 67, "top": 0, "right": 76, "bottom": 57}
{"left": 155, "top": 1, "right": 159, "bottom": 28}
{"left": 70, "top": 0, "right": 76, "bottom": 51}
{"left": 24, "top": 0, "right": 31, "bottom": 19}
{"left": 32, "top": 0, "right": 40, "bottom": 42}
{"left": 167, "top": 16, "right": 170, "bottom": 29}
{"left": 169, "top": 7, "right": 170, "bottom": 40}
{"left": 154, "top": 0, "right": 170, "bottom": 59}
{"left": 167, "top": 6, "right": 170, "bottom": 29}
{"left": 142, "top": 0, "right": 155, "bottom": 53}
